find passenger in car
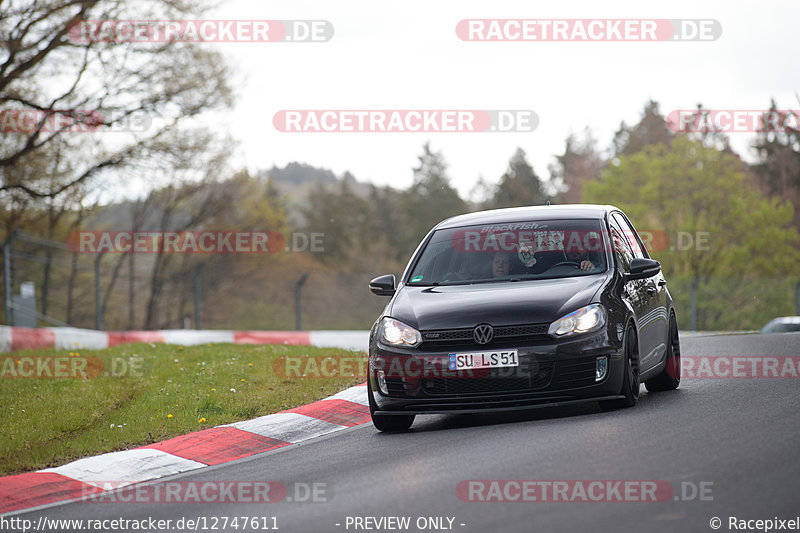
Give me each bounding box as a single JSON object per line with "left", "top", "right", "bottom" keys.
{"left": 492, "top": 251, "right": 514, "bottom": 277}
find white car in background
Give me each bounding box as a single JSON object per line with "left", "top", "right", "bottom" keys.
{"left": 760, "top": 316, "right": 800, "bottom": 334}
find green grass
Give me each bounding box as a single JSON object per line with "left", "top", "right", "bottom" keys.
{"left": 0, "top": 342, "right": 365, "bottom": 476}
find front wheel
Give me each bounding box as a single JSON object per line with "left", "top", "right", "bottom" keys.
{"left": 599, "top": 324, "right": 640, "bottom": 410}
{"left": 368, "top": 379, "right": 415, "bottom": 432}
{"left": 645, "top": 313, "right": 681, "bottom": 392}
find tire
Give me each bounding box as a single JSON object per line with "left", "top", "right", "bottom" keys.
{"left": 599, "top": 324, "right": 640, "bottom": 410}
{"left": 368, "top": 379, "right": 415, "bottom": 432}
{"left": 645, "top": 313, "right": 681, "bottom": 392}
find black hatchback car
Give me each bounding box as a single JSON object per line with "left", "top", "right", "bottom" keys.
{"left": 367, "top": 204, "right": 681, "bottom": 431}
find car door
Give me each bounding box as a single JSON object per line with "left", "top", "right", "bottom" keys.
{"left": 612, "top": 212, "right": 667, "bottom": 372}
{"left": 609, "top": 214, "right": 656, "bottom": 372}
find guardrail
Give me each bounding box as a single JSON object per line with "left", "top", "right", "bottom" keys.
{"left": 0, "top": 326, "right": 758, "bottom": 355}
{"left": 0, "top": 326, "right": 369, "bottom": 354}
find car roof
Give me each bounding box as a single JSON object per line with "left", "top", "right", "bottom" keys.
{"left": 766, "top": 316, "right": 800, "bottom": 324}
{"left": 435, "top": 204, "right": 620, "bottom": 230}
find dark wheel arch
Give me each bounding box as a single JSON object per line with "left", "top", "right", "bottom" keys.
{"left": 645, "top": 311, "right": 681, "bottom": 392}
{"left": 599, "top": 321, "right": 640, "bottom": 410}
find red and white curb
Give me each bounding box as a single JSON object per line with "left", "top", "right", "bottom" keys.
{"left": 0, "top": 326, "right": 370, "bottom": 514}
{"left": 0, "top": 383, "right": 370, "bottom": 515}
{"left": 0, "top": 326, "right": 369, "bottom": 353}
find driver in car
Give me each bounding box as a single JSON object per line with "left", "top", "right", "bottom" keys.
{"left": 562, "top": 230, "right": 604, "bottom": 272}
{"left": 565, "top": 249, "right": 597, "bottom": 271}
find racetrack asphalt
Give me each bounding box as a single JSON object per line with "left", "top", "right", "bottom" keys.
{"left": 9, "top": 333, "right": 800, "bottom": 533}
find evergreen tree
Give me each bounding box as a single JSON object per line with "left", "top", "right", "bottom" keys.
{"left": 490, "top": 148, "right": 547, "bottom": 208}
{"left": 613, "top": 100, "right": 674, "bottom": 157}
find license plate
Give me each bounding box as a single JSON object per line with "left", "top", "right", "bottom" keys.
{"left": 448, "top": 350, "right": 519, "bottom": 371}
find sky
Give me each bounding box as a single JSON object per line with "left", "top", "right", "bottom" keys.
{"left": 204, "top": 0, "right": 799, "bottom": 199}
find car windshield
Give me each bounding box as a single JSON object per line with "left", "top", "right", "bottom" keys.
{"left": 407, "top": 218, "right": 608, "bottom": 285}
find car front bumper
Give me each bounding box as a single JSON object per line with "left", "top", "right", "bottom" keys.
{"left": 369, "top": 329, "right": 625, "bottom": 414}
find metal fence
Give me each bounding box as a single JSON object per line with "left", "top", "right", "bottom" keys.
{"left": 0, "top": 230, "right": 377, "bottom": 331}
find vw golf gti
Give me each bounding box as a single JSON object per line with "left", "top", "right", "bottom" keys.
{"left": 367, "top": 204, "right": 681, "bottom": 431}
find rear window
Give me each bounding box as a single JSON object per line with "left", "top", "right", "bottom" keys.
{"left": 407, "top": 219, "right": 608, "bottom": 285}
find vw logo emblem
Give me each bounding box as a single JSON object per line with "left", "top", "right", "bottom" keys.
{"left": 473, "top": 324, "right": 494, "bottom": 345}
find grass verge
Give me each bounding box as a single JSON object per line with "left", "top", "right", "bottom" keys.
{"left": 0, "top": 342, "right": 365, "bottom": 476}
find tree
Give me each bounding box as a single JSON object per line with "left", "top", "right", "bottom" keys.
{"left": 612, "top": 100, "right": 674, "bottom": 157}
{"left": 587, "top": 135, "right": 798, "bottom": 278}
{"left": 1, "top": 0, "right": 233, "bottom": 207}
{"left": 667, "top": 103, "right": 733, "bottom": 152}
{"left": 399, "top": 142, "right": 467, "bottom": 253}
{"left": 489, "top": 148, "right": 548, "bottom": 208}
{"left": 303, "top": 178, "right": 374, "bottom": 266}
{"left": 369, "top": 184, "right": 408, "bottom": 262}
{"left": 119, "top": 168, "right": 288, "bottom": 329}
{"left": 550, "top": 129, "right": 604, "bottom": 203}
{"left": 585, "top": 136, "right": 800, "bottom": 329}
{"left": 751, "top": 99, "right": 800, "bottom": 227}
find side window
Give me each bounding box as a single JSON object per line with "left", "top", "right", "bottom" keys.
{"left": 612, "top": 213, "right": 646, "bottom": 259}
{"left": 609, "top": 217, "right": 634, "bottom": 272}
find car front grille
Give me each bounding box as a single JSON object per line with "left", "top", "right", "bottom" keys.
{"left": 420, "top": 323, "right": 550, "bottom": 350}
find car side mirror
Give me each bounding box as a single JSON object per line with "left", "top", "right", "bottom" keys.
{"left": 369, "top": 274, "right": 396, "bottom": 296}
{"left": 625, "top": 258, "right": 661, "bottom": 281}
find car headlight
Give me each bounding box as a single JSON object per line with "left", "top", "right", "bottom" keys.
{"left": 379, "top": 317, "right": 422, "bottom": 347}
{"left": 548, "top": 304, "right": 607, "bottom": 338}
